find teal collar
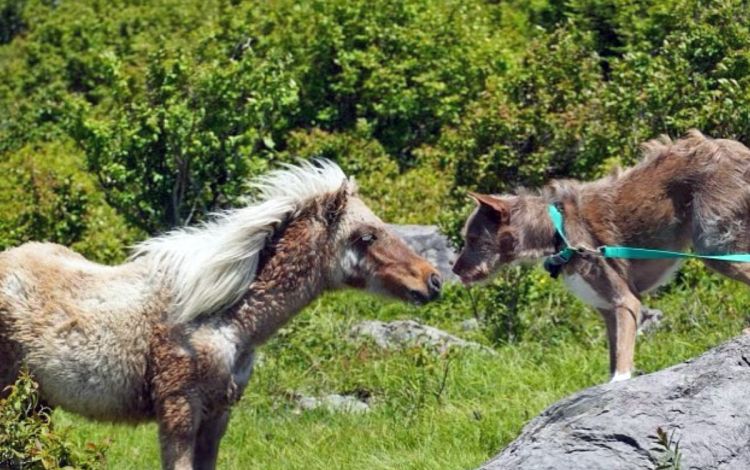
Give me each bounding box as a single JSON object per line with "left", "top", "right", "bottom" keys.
{"left": 543, "top": 203, "right": 577, "bottom": 278}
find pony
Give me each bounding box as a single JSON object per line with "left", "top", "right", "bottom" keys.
{"left": 452, "top": 130, "right": 750, "bottom": 382}
{"left": 0, "top": 160, "right": 442, "bottom": 470}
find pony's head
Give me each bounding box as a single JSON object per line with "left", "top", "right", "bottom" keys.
{"left": 452, "top": 192, "right": 517, "bottom": 285}
{"left": 137, "top": 160, "right": 442, "bottom": 323}
{"left": 322, "top": 189, "right": 442, "bottom": 304}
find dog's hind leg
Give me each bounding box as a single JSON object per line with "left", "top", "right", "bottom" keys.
{"left": 702, "top": 259, "right": 750, "bottom": 286}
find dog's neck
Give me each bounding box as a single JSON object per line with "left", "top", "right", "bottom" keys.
{"left": 511, "top": 196, "right": 561, "bottom": 261}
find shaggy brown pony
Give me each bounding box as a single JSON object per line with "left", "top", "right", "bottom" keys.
{"left": 0, "top": 160, "right": 442, "bottom": 470}
{"left": 453, "top": 130, "right": 750, "bottom": 382}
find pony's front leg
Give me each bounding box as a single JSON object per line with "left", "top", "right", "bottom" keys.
{"left": 194, "top": 410, "right": 230, "bottom": 470}
{"left": 150, "top": 324, "right": 204, "bottom": 469}
{"left": 598, "top": 292, "right": 641, "bottom": 383}
{"left": 157, "top": 394, "right": 201, "bottom": 470}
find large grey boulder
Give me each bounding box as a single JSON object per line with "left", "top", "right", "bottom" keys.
{"left": 391, "top": 224, "right": 457, "bottom": 281}
{"left": 480, "top": 334, "right": 750, "bottom": 470}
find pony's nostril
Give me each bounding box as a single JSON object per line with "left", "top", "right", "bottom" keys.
{"left": 428, "top": 272, "right": 442, "bottom": 293}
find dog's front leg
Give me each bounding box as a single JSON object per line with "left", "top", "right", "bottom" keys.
{"left": 598, "top": 292, "right": 641, "bottom": 382}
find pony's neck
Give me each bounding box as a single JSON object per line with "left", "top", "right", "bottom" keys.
{"left": 228, "top": 215, "right": 331, "bottom": 345}
{"left": 512, "top": 196, "right": 558, "bottom": 261}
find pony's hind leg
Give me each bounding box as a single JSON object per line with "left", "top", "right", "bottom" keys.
{"left": 0, "top": 327, "right": 21, "bottom": 399}
{"left": 194, "top": 411, "right": 230, "bottom": 470}
{"left": 702, "top": 259, "right": 750, "bottom": 286}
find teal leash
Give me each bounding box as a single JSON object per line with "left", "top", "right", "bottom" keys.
{"left": 544, "top": 204, "right": 750, "bottom": 274}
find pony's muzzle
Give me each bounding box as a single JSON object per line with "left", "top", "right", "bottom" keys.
{"left": 410, "top": 271, "right": 442, "bottom": 303}
{"left": 428, "top": 272, "right": 442, "bottom": 299}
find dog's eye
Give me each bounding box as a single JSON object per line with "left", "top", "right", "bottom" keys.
{"left": 359, "top": 233, "right": 377, "bottom": 245}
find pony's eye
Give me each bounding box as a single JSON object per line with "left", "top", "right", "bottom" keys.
{"left": 360, "top": 233, "right": 377, "bottom": 245}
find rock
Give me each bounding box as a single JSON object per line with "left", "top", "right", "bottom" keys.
{"left": 461, "top": 318, "right": 481, "bottom": 331}
{"left": 390, "top": 224, "right": 457, "bottom": 282}
{"left": 295, "top": 393, "right": 370, "bottom": 414}
{"left": 479, "top": 335, "right": 750, "bottom": 470}
{"left": 638, "top": 307, "right": 663, "bottom": 335}
{"left": 350, "top": 319, "right": 495, "bottom": 355}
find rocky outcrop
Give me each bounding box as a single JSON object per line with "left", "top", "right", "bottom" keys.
{"left": 480, "top": 334, "right": 750, "bottom": 470}
{"left": 294, "top": 393, "right": 370, "bottom": 414}
{"left": 391, "top": 224, "right": 457, "bottom": 281}
{"left": 350, "top": 319, "right": 494, "bottom": 355}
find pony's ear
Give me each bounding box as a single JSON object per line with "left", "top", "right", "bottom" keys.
{"left": 324, "top": 182, "right": 349, "bottom": 226}
{"left": 468, "top": 191, "right": 509, "bottom": 222}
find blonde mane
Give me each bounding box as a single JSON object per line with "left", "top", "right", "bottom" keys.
{"left": 132, "top": 159, "right": 351, "bottom": 324}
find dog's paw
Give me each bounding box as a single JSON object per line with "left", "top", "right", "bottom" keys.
{"left": 609, "top": 371, "right": 632, "bottom": 383}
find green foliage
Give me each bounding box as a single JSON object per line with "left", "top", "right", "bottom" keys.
{"left": 5, "top": 0, "right": 750, "bottom": 236}
{"left": 71, "top": 47, "right": 299, "bottom": 231}
{"left": 0, "top": 0, "right": 25, "bottom": 44}
{"left": 650, "top": 426, "right": 682, "bottom": 470}
{"left": 0, "top": 370, "right": 107, "bottom": 469}
{"left": 0, "top": 141, "right": 136, "bottom": 262}
{"left": 0, "top": 0, "right": 529, "bottom": 232}
{"left": 281, "top": 123, "right": 449, "bottom": 223}
{"left": 0, "top": 157, "right": 88, "bottom": 248}
{"left": 438, "top": 0, "right": 750, "bottom": 241}
{"left": 245, "top": 0, "right": 512, "bottom": 162}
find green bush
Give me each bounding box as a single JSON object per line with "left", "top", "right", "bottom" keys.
{"left": 70, "top": 46, "right": 299, "bottom": 232}
{"left": 0, "top": 0, "right": 536, "bottom": 231}
{"left": 0, "top": 0, "right": 25, "bottom": 45}
{"left": 0, "top": 371, "right": 107, "bottom": 469}
{"left": 0, "top": 141, "right": 137, "bottom": 262}
{"left": 431, "top": 1, "right": 750, "bottom": 243}
{"left": 243, "top": 0, "right": 512, "bottom": 162}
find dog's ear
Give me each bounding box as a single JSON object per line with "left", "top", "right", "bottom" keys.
{"left": 323, "top": 181, "right": 349, "bottom": 226}
{"left": 468, "top": 191, "right": 509, "bottom": 223}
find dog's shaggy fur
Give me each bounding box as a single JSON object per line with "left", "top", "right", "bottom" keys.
{"left": 0, "top": 160, "right": 441, "bottom": 470}
{"left": 453, "top": 130, "right": 750, "bottom": 381}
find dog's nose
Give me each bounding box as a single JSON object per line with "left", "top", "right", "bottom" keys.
{"left": 428, "top": 272, "right": 442, "bottom": 298}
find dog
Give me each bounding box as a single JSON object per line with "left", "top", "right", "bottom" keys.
{"left": 452, "top": 130, "right": 750, "bottom": 382}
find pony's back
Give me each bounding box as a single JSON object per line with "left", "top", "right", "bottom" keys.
{"left": 0, "top": 242, "right": 165, "bottom": 420}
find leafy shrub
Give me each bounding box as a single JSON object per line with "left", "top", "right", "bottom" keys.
{"left": 0, "top": 0, "right": 25, "bottom": 45}
{"left": 70, "top": 46, "right": 300, "bottom": 232}
{"left": 244, "top": 0, "right": 513, "bottom": 163}
{"left": 0, "top": 158, "right": 88, "bottom": 249}
{"left": 0, "top": 371, "right": 107, "bottom": 469}
{"left": 0, "top": 141, "right": 136, "bottom": 262}
{"left": 281, "top": 124, "right": 449, "bottom": 223}
{"left": 1, "top": 0, "right": 530, "bottom": 232}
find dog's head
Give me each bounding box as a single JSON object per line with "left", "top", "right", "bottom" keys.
{"left": 452, "top": 192, "right": 518, "bottom": 285}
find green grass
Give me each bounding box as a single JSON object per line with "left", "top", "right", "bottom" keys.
{"left": 56, "top": 264, "right": 750, "bottom": 469}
